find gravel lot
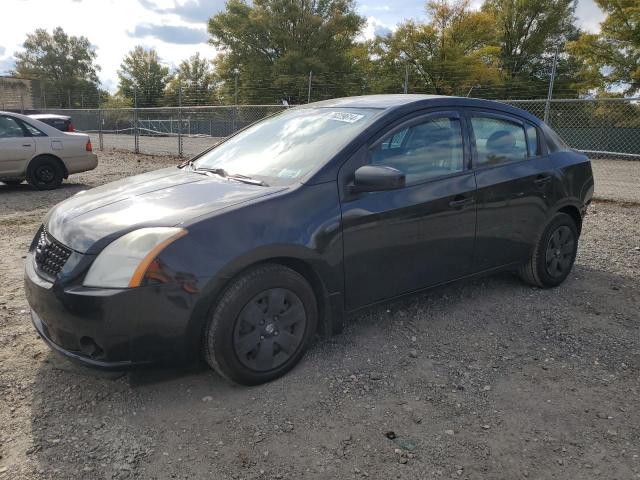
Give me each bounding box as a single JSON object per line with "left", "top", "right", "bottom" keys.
{"left": 1, "top": 151, "right": 639, "bottom": 480}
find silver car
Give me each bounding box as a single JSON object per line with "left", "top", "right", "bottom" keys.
{"left": 0, "top": 111, "right": 98, "bottom": 190}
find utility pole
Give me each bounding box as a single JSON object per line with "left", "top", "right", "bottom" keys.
{"left": 544, "top": 46, "right": 559, "bottom": 124}
{"left": 307, "top": 71, "right": 313, "bottom": 104}
{"left": 178, "top": 85, "right": 183, "bottom": 158}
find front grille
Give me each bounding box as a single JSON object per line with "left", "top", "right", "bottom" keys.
{"left": 35, "top": 228, "right": 72, "bottom": 277}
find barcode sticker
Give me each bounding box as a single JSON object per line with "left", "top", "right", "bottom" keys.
{"left": 326, "top": 112, "right": 364, "bottom": 123}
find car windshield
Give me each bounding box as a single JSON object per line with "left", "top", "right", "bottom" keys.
{"left": 192, "top": 107, "right": 380, "bottom": 185}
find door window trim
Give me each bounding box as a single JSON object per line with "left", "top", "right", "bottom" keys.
{"left": 464, "top": 109, "right": 544, "bottom": 171}
{"left": 364, "top": 110, "right": 471, "bottom": 188}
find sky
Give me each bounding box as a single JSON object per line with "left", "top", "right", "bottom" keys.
{"left": 0, "top": 0, "right": 606, "bottom": 92}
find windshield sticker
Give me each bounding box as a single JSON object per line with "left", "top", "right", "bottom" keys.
{"left": 326, "top": 111, "right": 364, "bottom": 123}
{"left": 278, "top": 168, "right": 302, "bottom": 179}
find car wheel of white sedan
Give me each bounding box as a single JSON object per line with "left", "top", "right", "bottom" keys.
{"left": 27, "top": 156, "right": 64, "bottom": 190}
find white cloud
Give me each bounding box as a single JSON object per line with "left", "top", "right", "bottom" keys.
{"left": 0, "top": 0, "right": 218, "bottom": 91}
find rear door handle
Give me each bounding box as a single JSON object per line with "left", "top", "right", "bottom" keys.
{"left": 449, "top": 197, "right": 475, "bottom": 208}
{"left": 534, "top": 175, "right": 552, "bottom": 186}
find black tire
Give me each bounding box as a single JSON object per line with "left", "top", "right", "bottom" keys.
{"left": 1, "top": 179, "right": 23, "bottom": 186}
{"left": 203, "top": 264, "right": 318, "bottom": 385}
{"left": 519, "top": 212, "right": 579, "bottom": 288}
{"left": 26, "top": 156, "right": 64, "bottom": 190}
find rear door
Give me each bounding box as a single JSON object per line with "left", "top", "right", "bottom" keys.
{"left": 466, "top": 110, "right": 554, "bottom": 271}
{"left": 0, "top": 115, "right": 35, "bottom": 177}
{"left": 340, "top": 110, "right": 477, "bottom": 310}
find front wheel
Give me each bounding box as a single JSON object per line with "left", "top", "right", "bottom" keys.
{"left": 203, "top": 264, "right": 318, "bottom": 385}
{"left": 519, "top": 212, "right": 579, "bottom": 288}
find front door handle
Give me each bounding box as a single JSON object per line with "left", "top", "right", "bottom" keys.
{"left": 534, "top": 175, "right": 552, "bottom": 186}
{"left": 449, "top": 196, "right": 475, "bottom": 208}
{"left": 22, "top": 143, "right": 32, "bottom": 147}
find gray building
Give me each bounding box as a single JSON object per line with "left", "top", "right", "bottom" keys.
{"left": 0, "top": 76, "right": 41, "bottom": 111}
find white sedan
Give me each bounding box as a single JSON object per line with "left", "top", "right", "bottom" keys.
{"left": 0, "top": 111, "right": 98, "bottom": 190}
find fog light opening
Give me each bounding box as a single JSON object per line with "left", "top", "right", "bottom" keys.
{"left": 79, "top": 336, "right": 104, "bottom": 359}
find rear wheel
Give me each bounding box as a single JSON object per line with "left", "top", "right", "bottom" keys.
{"left": 519, "top": 212, "right": 579, "bottom": 288}
{"left": 203, "top": 264, "right": 317, "bottom": 385}
{"left": 26, "top": 156, "right": 63, "bottom": 190}
{"left": 1, "top": 179, "right": 23, "bottom": 186}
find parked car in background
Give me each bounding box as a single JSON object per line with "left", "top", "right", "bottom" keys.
{"left": 0, "top": 111, "right": 97, "bottom": 189}
{"left": 29, "top": 113, "right": 75, "bottom": 132}
{"left": 24, "top": 95, "right": 593, "bottom": 385}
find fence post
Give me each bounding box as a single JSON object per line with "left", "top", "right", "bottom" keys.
{"left": 178, "top": 86, "right": 183, "bottom": 158}
{"left": 98, "top": 108, "right": 104, "bottom": 151}
{"left": 403, "top": 65, "right": 409, "bottom": 94}
{"left": 68, "top": 89, "right": 71, "bottom": 108}
{"left": 308, "top": 71, "right": 313, "bottom": 103}
{"left": 544, "top": 46, "right": 559, "bottom": 124}
{"left": 134, "top": 87, "right": 139, "bottom": 154}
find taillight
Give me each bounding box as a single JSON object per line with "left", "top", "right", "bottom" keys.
{"left": 86, "top": 139, "right": 93, "bottom": 152}
{"left": 68, "top": 123, "right": 75, "bottom": 132}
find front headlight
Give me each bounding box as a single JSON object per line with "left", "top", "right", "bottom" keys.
{"left": 83, "top": 227, "right": 187, "bottom": 288}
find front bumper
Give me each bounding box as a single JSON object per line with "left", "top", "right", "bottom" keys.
{"left": 24, "top": 252, "right": 202, "bottom": 368}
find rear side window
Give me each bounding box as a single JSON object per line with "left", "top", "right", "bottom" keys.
{"left": 20, "top": 120, "right": 47, "bottom": 137}
{"left": 0, "top": 116, "right": 26, "bottom": 138}
{"left": 369, "top": 116, "right": 464, "bottom": 184}
{"left": 471, "top": 116, "right": 528, "bottom": 166}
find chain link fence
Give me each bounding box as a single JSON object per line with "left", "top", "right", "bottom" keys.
{"left": 37, "top": 98, "right": 639, "bottom": 159}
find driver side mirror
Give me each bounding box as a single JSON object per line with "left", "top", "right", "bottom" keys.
{"left": 350, "top": 165, "right": 405, "bottom": 193}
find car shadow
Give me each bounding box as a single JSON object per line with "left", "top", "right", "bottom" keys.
{"left": 26, "top": 265, "right": 639, "bottom": 478}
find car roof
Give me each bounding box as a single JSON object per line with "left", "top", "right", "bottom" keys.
{"left": 0, "top": 110, "right": 70, "bottom": 136}
{"left": 29, "top": 113, "right": 71, "bottom": 120}
{"left": 304, "top": 94, "right": 542, "bottom": 125}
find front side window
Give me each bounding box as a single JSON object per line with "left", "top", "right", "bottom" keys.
{"left": 471, "top": 116, "right": 528, "bottom": 166}
{"left": 193, "top": 107, "right": 380, "bottom": 185}
{"left": 0, "top": 116, "right": 26, "bottom": 138}
{"left": 369, "top": 116, "right": 464, "bottom": 184}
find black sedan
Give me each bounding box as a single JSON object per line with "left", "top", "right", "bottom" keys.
{"left": 24, "top": 95, "right": 594, "bottom": 385}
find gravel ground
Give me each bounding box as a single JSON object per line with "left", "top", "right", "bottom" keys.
{"left": 591, "top": 159, "right": 640, "bottom": 204}
{"left": 1, "top": 151, "right": 639, "bottom": 480}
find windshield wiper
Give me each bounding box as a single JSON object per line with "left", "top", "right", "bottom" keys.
{"left": 193, "top": 166, "right": 269, "bottom": 186}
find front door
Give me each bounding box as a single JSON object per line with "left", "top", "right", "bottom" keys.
{"left": 466, "top": 111, "right": 555, "bottom": 271}
{"left": 0, "top": 115, "right": 35, "bottom": 177}
{"left": 341, "top": 111, "right": 477, "bottom": 310}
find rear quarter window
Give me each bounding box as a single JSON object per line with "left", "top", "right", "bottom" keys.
{"left": 541, "top": 123, "right": 570, "bottom": 153}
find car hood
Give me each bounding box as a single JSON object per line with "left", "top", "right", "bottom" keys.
{"left": 45, "top": 167, "right": 285, "bottom": 254}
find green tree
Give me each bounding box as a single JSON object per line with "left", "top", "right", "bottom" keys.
{"left": 117, "top": 46, "right": 170, "bottom": 107}
{"left": 165, "top": 53, "right": 217, "bottom": 105}
{"left": 568, "top": 0, "right": 639, "bottom": 95}
{"left": 371, "top": 0, "right": 502, "bottom": 96}
{"left": 12, "top": 27, "right": 100, "bottom": 107}
{"left": 207, "top": 0, "right": 365, "bottom": 104}
{"left": 483, "top": 0, "right": 580, "bottom": 98}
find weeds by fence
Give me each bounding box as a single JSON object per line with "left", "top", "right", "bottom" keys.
{"left": 37, "top": 98, "right": 640, "bottom": 159}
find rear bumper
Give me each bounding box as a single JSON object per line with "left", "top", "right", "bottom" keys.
{"left": 24, "top": 252, "right": 203, "bottom": 368}
{"left": 64, "top": 152, "right": 98, "bottom": 175}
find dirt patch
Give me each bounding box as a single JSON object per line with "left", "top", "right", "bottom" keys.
{"left": 1, "top": 152, "right": 639, "bottom": 479}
